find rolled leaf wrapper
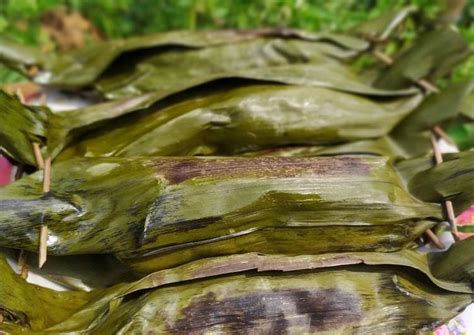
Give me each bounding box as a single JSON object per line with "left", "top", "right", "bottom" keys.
{"left": 2, "top": 154, "right": 471, "bottom": 272}
{"left": 0, "top": 28, "right": 368, "bottom": 90}
{"left": 2, "top": 6, "right": 419, "bottom": 93}
{"left": 1, "top": 80, "right": 470, "bottom": 166}
{"left": 0, "top": 247, "right": 473, "bottom": 333}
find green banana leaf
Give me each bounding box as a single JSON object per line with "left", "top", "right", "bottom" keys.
{"left": 0, "top": 80, "right": 469, "bottom": 168}
{"left": 459, "top": 90, "right": 474, "bottom": 119}
{"left": 0, "top": 7, "right": 418, "bottom": 93}
{"left": 1, "top": 82, "right": 420, "bottom": 166}
{"left": 0, "top": 91, "right": 47, "bottom": 167}
{"left": 57, "top": 85, "right": 422, "bottom": 161}
{"left": 430, "top": 237, "right": 474, "bottom": 284}
{"left": 446, "top": 87, "right": 474, "bottom": 149}
{"left": 2, "top": 154, "right": 469, "bottom": 271}
{"left": 405, "top": 151, "right": 474, "bottom": 214}
{"left": 93, "top": 38, "right": 415, "bottom": 99}
{"left": 3, "top": 80, "right": 469, "bottom": 169}
{"left": 0, "top": 253, "right": 92, "bottom": 331}
{"left": 374, "top": 26, "right": 471, "bottom": 90}
{"left": 56, "top": 267, "right": 471, "bottom": 334}
{"left": 0, "top": 29, "right": 367, "bottom": 90}
{"left": 1, "top": 246, "right": 473, "bottom": 333}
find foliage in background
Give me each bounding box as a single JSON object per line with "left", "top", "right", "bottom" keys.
{"left": 0, "top": 0, "right": 472, "bottom": 83}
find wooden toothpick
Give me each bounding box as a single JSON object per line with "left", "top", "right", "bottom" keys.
{"left": 424, "top": 228, "right": 445, "bottom": 249}
{"left": 372, "top": 49, "right": 394, "bottom": 65}
{"left": 430, "top": 131, "right": 460, "bottom": 240}
{"left": 32, "top": 142, "right": 45, "bottom": 169}
{"left": 15, "top": 88, "right": 25, "bottom": 104}
{"left": 38, "top": 157, "right": 51, "bottom": 268}
{"left": 416, "top": 79, "right": 440, "bottom": 94}
{"left": 430, "top": 133, "right": 444, "bottom": 165}
{"left": 42, "top": 157, "right": 51, "bottom": 193}
{"left": 38, "top": 225, "right": 48, "bottom": 268}
{"left": 17, "top": 250, "right": 29, "bottom": 280}
{"left": 19, "top": 89, "right": 51, "bottom": 268}
{"left": 433, "top": 125, "right": 457, "bottom": 147}
{"left": 370, "top": 47, "right": 460, "bottom": 244}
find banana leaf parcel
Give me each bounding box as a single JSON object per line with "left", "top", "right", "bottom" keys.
{"left": 0, "top": 153, "right": 472, "bottom": 274}
{"left": 0, "top": 7, "right": 419, "bottom": 95}
{"left": 0, "top": 7, "right": 468, "bottom": 100}
{"left": 0, "top": 7, "right": 473, "bottom": 334}
{"left": 1, "top": 237, "right": 474, "bottom": 333}
{"left": 2, "top": 78, "right": 471, "bottom": 167}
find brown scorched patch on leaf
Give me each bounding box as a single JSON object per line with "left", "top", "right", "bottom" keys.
{"left": 152, "top": 156, "right": 370, "bottom": 185}
{"left": 168, "top": 289, "right": 361, "bottom": 334}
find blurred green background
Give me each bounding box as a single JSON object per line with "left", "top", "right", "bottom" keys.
{"left": 0, "top": 0, "right": 473, "bottom": 83}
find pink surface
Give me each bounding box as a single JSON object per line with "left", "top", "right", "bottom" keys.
{"left": 0, "top": 155, "right": 13, "bottom": 186}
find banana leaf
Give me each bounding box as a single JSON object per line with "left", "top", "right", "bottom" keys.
{"left": 298, "top": 81, "right": 474, "bottom": 160}
{"left": 0, "top": 80, "right": 469, "bottom": 167}
{"left": 92, "top": 37, "right": 415, "bottom": 99}
{"left": 52, "top": 79, "right": 471, "bottom": 163}
{"left": 404, "top": 151, "right": 474, "bottom": 214}
{"left": 3, "top": 154, "right": 471, "bottom": 272}
{"left": 459, "top": 90, "right": 474, "bottom": 119}
{"left": 0, "top": 91, "right": 47, "bottom": 167}
{"left": 446, "top": 87, "right": 474, "bottom": 150}
{"left": 0, "top": 28, "right": 368, "bottom": 90}
{"left": 0, "top": 253, "right": 92, "bottom": 331}
{"left": 1, "top": 246, "right": 473, "bottom": 333}
{"left": 1, "top": 83, "right": 421, "bottom": 166}
{"left": 0, "top": 7, "right": 418, "bottom": 93}
{"left": 58, "top": 85, "right": 422, "bottom": 161}
{"left": 374, "top": 27, "right": 471, "bottom": 90}
{"left": 430, "top": 237, "right": 474, "bottom": 284}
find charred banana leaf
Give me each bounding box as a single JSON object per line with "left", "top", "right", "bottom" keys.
{"left": 0, "top": 155, "right": 456, "bottom": 270}
{"left": 1, "top": 248, "right": 473, "bottom": 334}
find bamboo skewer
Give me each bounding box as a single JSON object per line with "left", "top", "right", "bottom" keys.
{"left": 15, "top": 88, "right": 25, "bottom": 104}
{"left": 32, "top": 142, "right": 45, "bottom": 169}
{"left": 424, "top": 228, "right": 445, "bottom": 249}
{"left": 371, "top": 46, "right": 460, "bottom": 246}
{"left": 38, "top": 92, "right": 51, "bottom": 267}
{"left": 38, "top": 157, "right": 51, "bottom": 267}
{"left": 445, "top": 200, "right": 459, "bottom": 236}
{"left": 433, "top": 125, "right": 457, "bottom": 147}
{"left": 43, "top": 157, "right": 51, "bottom": 193}
{"left": 430, "top": 133, "right": 444, "bottom": 165}
{"left": 17, "top": 89, "right": 51, "bottom": 267}
{"left": 416, "top": 79, "right": 441, "bottom": 94}
{"left": 18, "top": 250, "right": 29, "bottom": 280}
{"left": 430, "top": 131, "right": 460, "bottom": 241}
{"left": 371, "top": 49, "right": 394, "bottom": 65}
{"left": 38, "top": 225, "right": 49, "bottom": 268}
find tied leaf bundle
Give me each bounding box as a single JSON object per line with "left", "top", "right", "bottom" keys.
{"left": 0, "top": 79, "right": 472, "bottom": 166}
{"left": 1, "top": 242, "right": 474, "bottom": 333}
{"left": 0, "top": 154, "right": 473, "bottom": 274}
{"left": 0, "top": 6, "right": 473, "bottom": 334}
